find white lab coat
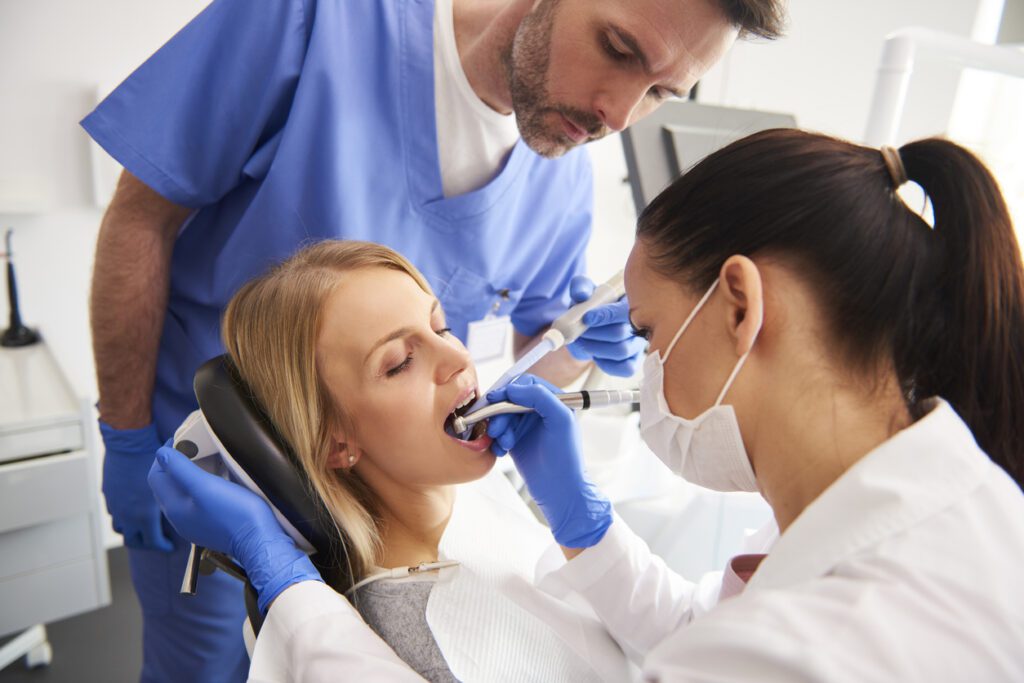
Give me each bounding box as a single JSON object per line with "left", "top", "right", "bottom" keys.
{"left": 539, "top": 399, "right": 1024, "bottom": 681}
{"left": 249, "top": 400, "right": 1024, "bottom": 681}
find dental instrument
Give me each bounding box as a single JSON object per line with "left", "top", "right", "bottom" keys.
{"left": 452, "top": 389, "right": 639, "bottom": 434}
{"left": 461, "top": 270, "right": 626, "bottom": 422}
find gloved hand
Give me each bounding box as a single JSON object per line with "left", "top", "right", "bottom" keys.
{"left": 148, "top": 442, "right": 324, "bottom": 615}
{"left": 565, "top": 275, "right": 646, "bottom": 377}
{"left": 99, "top": 421, "right": 174, "bottom": 552}
{"left": 486, "top": 375, "right": 612, "bottom": 548}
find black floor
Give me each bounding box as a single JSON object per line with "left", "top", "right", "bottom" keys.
{"left": 0, "top": 547, "right": 142, "bottom": 683}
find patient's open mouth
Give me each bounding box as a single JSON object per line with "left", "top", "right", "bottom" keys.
{"left": 444, "top": 391, "right": 488, "bottom": 442}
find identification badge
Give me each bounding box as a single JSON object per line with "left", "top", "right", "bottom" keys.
{"left": 466, "top": 315, "right": 510, "bottom": 362}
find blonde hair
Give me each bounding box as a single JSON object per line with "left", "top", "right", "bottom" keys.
{"left": 221, "top": 240, "right": 434, "bottom": 584}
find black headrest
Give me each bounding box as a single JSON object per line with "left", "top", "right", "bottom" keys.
{"left": 193, "top": 355, "right": 353, "bottom": 592}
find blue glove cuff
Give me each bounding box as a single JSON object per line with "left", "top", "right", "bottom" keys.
{"left": 550, "top": 493, "right": 613, "bottom": 549}
{"left": 98, "top": 420, "right": 161, "bottom": 453}
{"left": 248, "top": 540, "right": 324, "bottom": 616}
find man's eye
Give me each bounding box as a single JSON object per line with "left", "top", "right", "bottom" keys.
{"left": 601, "top": 34, "right": 632, "bottom": 62}
{"left": 630, "top": 324, "right": 650, "bottom": 341}
{"left": 435, "top": 327, "right": 452, "bottom": 337}
{"left": 386, "top": 354, "right": 413, "bottom": 377}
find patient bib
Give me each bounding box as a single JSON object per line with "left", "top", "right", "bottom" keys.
{"left": 426, "top": 469, "right": 635, "bottom": 682}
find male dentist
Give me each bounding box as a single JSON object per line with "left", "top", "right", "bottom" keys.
{"left": 82, "top": 0, "right": 784, "bottom": 679}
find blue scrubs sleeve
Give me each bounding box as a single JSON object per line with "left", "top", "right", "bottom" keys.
{"left": 81, "top": 0, "right": 313, "bottom": 208}
{"left": 511, "top": 155, "right": 594, "bottom": 337}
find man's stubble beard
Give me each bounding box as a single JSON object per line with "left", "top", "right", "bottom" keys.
{"left": 503, "top": 0, "right": 604, "bottom": 158}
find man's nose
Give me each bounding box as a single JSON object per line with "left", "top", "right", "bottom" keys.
{"left": 593, "top": 82, "right": 646, "bottom": 132}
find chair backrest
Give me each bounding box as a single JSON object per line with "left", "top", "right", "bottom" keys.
{"left": 193, "top": 355, "right": 354, "bottom": 593}
{"left": 621, "top": 100, "right": 797, "bottom": 215}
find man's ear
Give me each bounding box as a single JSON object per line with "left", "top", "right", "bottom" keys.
{"left": 718, "top": 255, "right": 764, "bottom": 357}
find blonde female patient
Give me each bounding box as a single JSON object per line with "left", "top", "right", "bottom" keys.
{"left": 216, "top": 240, "right": 632, "bottom": 682}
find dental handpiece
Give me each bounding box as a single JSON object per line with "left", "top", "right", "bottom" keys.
{"left": 452, "top": 389, "right": 639, "bottom": 434}
{"left": 462, "top": 270, "right": 627, "bottom": 419}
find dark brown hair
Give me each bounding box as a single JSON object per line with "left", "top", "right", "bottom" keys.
{"left": 714, "top": 0, "right": 786, "bottom": 40}
{"left": 637, "top": 128, "right": 1024, "bottom": 489}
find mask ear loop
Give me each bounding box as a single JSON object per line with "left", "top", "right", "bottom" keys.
{"left": 713, "top": 302, "right": 764, "bottom": 406}
{"left": 663, "top": 280, "right": 720, "bottom": 361}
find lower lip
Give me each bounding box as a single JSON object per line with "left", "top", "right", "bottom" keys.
{"left": 446, "top": 431, "right": 493, "bottom": 453}
{"left": 559, "top": 114, "right": 588, "bottom": 143}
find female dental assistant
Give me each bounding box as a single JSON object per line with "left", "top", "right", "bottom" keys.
{"left": 150, "top": 129, "right": 1024, "bottom": 681}
{"left": 487, "top": 130, "right": 1024, "bottom": 681}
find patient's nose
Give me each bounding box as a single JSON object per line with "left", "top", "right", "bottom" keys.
{"left": 434, "top": 334, "right": 472, "bottom": 385}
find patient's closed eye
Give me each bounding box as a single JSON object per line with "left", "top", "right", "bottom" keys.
{"left": 384, "top": 327, "right": 454, "bottom": 377}
{"left": 387, "top": 354, "right": 413, "bottom": 377}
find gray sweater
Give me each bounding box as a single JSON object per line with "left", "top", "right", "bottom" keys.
{"left": 353, "top": 579, "right": 458, "bottom": 682}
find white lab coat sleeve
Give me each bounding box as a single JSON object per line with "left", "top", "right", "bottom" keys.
{"left": 248, "top": 581, "right": 426, "bottom": 683}
{"left": 535, "top": 515, "right": 724, "bottom": 664}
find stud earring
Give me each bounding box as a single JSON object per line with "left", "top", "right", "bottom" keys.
{"left": 348, "top": 454, "right": 356, "bottom": 466}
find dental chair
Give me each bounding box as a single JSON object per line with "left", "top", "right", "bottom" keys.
{"left": 172, "top": 355, "right": 354, "bottom": 635}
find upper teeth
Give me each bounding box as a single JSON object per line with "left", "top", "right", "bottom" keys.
{"left": 454, "top": 392, "right": 476, "bottom": 412}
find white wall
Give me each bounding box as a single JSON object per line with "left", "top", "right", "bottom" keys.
{"left": 0, "top": 1, "right": 210, "bottom": 547}
{"left": 697, "top": 0, "right": 989, "bottom": 141}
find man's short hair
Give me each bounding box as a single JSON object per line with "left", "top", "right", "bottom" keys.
{"left": 715, "top": 0, "right": 786, "bottom": 39}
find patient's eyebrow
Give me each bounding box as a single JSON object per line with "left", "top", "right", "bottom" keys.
{"left": 365, "top": 300, "right": 440, "bottom": 363}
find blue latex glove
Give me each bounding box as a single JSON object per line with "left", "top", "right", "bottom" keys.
{"left": 486, "top": 375, "right": 612, "bottom": 548}
{"left": 148, "top": 442, "right": 323, "bottom": 615}
{"left": 565, "top": 275, "right": 647, "bottom": 377}
{"left": 99, "top": 421, "right": 174, "bottom": 552}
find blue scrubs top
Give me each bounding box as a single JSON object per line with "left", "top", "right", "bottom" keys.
{"left": 82, "top": 0, "right": 593, "bottom": 440}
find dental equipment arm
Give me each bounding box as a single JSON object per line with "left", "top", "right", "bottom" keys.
{"left": 464, "top": 271, "right": 632, "bottom": 420}
{"left": 452, "top": 389, "right": 638, "bottom": 434}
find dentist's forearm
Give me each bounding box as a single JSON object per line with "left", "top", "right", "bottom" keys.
{"left": 91, "top": 171, "right": 191, "bottom": 428}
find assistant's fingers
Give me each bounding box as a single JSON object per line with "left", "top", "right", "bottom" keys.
{"left": 577, "top": 322, "right": 635, "bottom": 343}
{"left": 486, "top": 413, "right": 513, "bottom": 437}
{"left": 570, "top": 337, "right": 641, "bottom": 362}
{"left": 486, "top": 373, "right": 546, "bottom": 404}
{"left": 569, "top": 275, "right": 595, "bottom": 304}
{"left": 582, "top": 298, "right": 629, "bottom": 327}
{"left": 518, "top": 373, "right": 562, "bottom": 394}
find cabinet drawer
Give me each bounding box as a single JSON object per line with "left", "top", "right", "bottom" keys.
{"left": 0, "top": 420, "right": 83, "bottom": 464}
{"left": 0, "top": 451, "right": 91, "bottom": 534}
{"left": 0, "top": 557, "right": 105, "bottom": 637}
{"left": 0, "top": 514, "right": 94, "bottom": 579}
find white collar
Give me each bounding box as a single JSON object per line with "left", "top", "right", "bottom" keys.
{"left": 749, "top": 399, "right": 991, "bottom": 589}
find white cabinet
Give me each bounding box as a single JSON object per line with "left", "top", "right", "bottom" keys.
{"left": 0, "top": 342, "right": 110, "bottom": 669}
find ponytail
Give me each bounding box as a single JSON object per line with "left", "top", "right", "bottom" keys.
{"left": 899, "top": 140, "right": 1024, "bottom": 488}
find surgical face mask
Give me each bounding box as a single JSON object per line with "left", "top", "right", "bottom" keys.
{"left": 638, "top": 280, "right": 760, "bottom": 492}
